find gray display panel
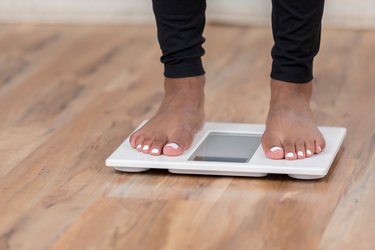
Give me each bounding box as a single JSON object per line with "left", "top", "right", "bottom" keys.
{"left": 189, "top": 132, "right": 261, "bottom": 163}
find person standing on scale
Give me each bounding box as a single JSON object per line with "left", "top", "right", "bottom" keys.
{"left": 129, "top": 0, "right": 326, "bottom": 160}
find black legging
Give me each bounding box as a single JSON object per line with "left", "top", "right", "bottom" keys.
{"left": 152, "top": 0, "right": 325, "bottom": 83}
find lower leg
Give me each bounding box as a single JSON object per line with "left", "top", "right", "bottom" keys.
{"left": 262, "top": 0, "right": 325, "bottom": 160}
{"left": 130, "top": 0, "right": 207, "bottom": 156}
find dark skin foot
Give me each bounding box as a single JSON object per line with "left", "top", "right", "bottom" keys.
{"left": 130, "top": 76, "right": 324, "bottom": 160}
{"left": 129, "top": 75, "right": 205, "bottom": 156}
{"left": 261, "top": 79, "right": 326, "bottom": 160}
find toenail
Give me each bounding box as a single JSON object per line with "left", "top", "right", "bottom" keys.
{"left": 151, "top": 148, "right": 159, "bottom": 154}
{"left": 136, "top": 144, "right": 142, "bottom": 150}
{"left": 286, "top": 152, "right": 294, "bottom": 158}
{"left": 270, "top": 146, "right": 282, "bottom": 152}
{"left": 317, "top": 145, "right": 322, "bottom": 152}
{"left": 142, "top": 145, "right": 149, "bottom": 151}
{"left": 166, "top": 143, "right": 179, "bottom": 149}
{"left": 297, "top": 151, "right": 304, "bottom": 157}
{"left": 306, "top": 149, "right": 312, "bottom": 156}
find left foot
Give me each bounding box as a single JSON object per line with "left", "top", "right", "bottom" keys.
{"left": 261, "top": 79, "right": 326, "bottom": 160}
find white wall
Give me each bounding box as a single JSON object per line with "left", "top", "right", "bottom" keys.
{"left": 0, "top": 1, "right": 153, "bottom": 24}
{"left": 209, "top": 0, "right": 375, "bottom": 29}
{"left": 0, "top": 0, "right": 375, "bottom": 29}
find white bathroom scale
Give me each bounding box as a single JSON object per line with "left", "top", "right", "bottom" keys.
{"left": 106, "top": 121, "right": 346, "bottom": 179}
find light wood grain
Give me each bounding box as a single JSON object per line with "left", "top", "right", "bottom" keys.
{"left": 0, "top": 24, "right": 374, "bottom": 250}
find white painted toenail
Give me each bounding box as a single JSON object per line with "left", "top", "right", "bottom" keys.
{"left": 166, "top": 143, "right": 179, "bottom": 149}
{"left": 270, "top": 146, "right": 282, "bottom": 152}
{"left": 151, "top": 148, "right": 159, "bottom": 154}
{"left": 297, "top": 151, "right": 304, "bottom": 157}
{"left": 136, "top": 144, "right": 142, "bottom": 150}
{"left": 306, "top": 150, "right": 312, "bottom": 156}
{"left": 142, "top": 145, "right": 149, "bottom": 151}
{"left": 286, "top": 152, "right": 294, "bottom": 158}
{"left": 317, "top": 146, "right": 322, "bottom": 152}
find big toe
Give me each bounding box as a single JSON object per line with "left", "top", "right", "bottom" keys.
{"left": 163, "top": 142, "right": 183, "bottom": 156}
{"left": 163, "top": 133, "right": 193, "bottom": 156}
{"left": 261, "top": 133, "right": 284, "bottom": 160}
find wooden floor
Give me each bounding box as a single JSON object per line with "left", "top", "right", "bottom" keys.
{"left": 0, "top": 23, "right": 374, "bottom": 250}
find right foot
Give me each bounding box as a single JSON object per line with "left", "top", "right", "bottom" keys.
{"left": 129, "top": 76, "right": 205, "bottom": 156}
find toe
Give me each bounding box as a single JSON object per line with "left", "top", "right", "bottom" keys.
{"left": 305, "top": 140, "right": 315, "bottom": 157}
{"left": 315, "top": 141, "right": 322, "bottom": 154}
{"left": 315, "top": 137, "right": 326, "bottom": 154}
{"left": 134, "top": 136, "right": 145, "bottom": 152}
{"left": 314, "top": 129, "right": 326, "bottom": 154}
{"left": 295, "top": 140, "right": 306, "bottom": 159}
{"left": 163, "top": 132, "right": 193, "bottom": 156}
{"left": 150, "top": 138, "right": 167, "bottom": 156}
{"left": 141, "top": 137, "right": 154, "bottom": 154}
{"left": 283, "top": 139, "right": 297, "bottom": 160}
{"left": 129, "top": 131, "right": 140, "bottom": 148}
{"left": 315, "top": 139, "right": 325, "bottom": 154}
{"left": 163, "top": 142, "right": 183, "bottom": 156}
{"left": 261, "top": 133, "right": 284, "bottom": 160}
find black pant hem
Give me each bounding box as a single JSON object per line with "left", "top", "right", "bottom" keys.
{"left": 271, "top": 62, "right": 313, "bottom": 83}
{"left": 164, "top": 62, "right": 205, "bottom": 78}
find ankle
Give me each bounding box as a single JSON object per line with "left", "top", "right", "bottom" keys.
{"left": 270, "top": 79, "right": 312, "bottom": 102}
{"left": 164, "top": 75, "right": 205, "bottom": 95}
{"left": 160, "top": 76, "right": 205, "bottom": 111}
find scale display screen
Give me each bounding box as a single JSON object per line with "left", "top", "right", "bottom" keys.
{"left": 189, "top": 132, "right": 261, "bottom": 163}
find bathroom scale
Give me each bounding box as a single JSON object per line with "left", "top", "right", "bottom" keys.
{"left": 106, "top": 121, "right": 346, "bottom": 179}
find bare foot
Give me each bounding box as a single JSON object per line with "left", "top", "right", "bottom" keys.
{"left": 261, "top": 79, "right": 326, "bottom": 160}
{"left": 129, "top": 76, "right": 205, "bottom": 156}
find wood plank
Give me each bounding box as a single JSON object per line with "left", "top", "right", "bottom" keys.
{"left": 318, "top": 31, "right": 375, "bottom": 250}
